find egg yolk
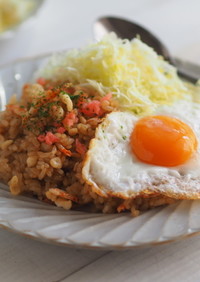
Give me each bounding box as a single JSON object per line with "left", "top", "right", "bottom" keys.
{"left": 130, "top": 115, "right": 198, "bottom": 167}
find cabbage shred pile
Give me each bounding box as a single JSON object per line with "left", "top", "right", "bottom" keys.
{"left": 37, "top": 33, "right": 192, "bottom": 115}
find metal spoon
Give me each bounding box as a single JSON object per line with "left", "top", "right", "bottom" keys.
{"left": 94, "top": 16, "right": 199, "bottom": 83}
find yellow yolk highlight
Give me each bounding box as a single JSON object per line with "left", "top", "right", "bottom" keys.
{"left": 130, "top": 115, "right": 198, "bottom": 167}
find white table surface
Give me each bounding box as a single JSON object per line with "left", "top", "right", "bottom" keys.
{"left": 1, "top": 0, "right": 200, "bottom": 281}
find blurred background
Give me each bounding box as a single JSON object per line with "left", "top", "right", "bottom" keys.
{"left": 0, "top": 0, "right": 200, "bottom": 66}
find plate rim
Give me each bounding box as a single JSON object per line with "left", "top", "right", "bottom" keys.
{"left": 1, "top": 220, "right": 200, "bottom": 251}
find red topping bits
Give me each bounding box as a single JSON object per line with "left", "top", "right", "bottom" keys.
{"left": 37, "top": 134, "right": 46, "bottom": 142}
{"left": 78, "top": 93, "right": 112, "bottom": 117}
{"left": 37, "top": 132, "right": 60, "bottom": 145}
{"left": 57, "top": 127, "right": 66, "bottom": 133}
{"left": 80, "top": 100, "right": 104, "bottom": 117}
{"left": 62, "top": 111, "right": 78, "bottom": 127}
{"left": 77, "top": 93, "right": 88, "bottom": 107}
{"left": 45, "top": 132, "right": 60, "bottom": 145}
{"left": 36, "top": 77, "right": 46, "bottom": 86}
{"left": 75, "top": 139, "right": 86, "bottom": 155}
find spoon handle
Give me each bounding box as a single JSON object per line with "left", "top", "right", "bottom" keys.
{"left": 177, "top": 70, "right": 197, "bottom": 84}
{"left": 175, "top": 58, "right": 200, "bottom": 84}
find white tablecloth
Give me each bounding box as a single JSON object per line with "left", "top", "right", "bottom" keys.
{"left": 0, "top": 0, "right": 200, "bottom": 281}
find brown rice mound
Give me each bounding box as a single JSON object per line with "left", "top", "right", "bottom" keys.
{"left": 0, "top": 79, "right": 176, "bottom": 216}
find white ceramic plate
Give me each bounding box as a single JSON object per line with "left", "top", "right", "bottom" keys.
{"left": 1, "top": 55, "right": 200, "bottom": 250}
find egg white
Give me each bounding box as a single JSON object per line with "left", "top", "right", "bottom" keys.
{"left": 82, "top": 100, "right": 200, "bottom": 199}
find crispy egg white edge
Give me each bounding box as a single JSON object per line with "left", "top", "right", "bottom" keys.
{"left": 82, "top": 100, "right": 200, "bottom": 200}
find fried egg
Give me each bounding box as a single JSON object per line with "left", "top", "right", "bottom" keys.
{"left": 82, "top": 100, "right": 200, "bottom": 200}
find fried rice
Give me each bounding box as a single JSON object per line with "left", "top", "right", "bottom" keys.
{"left": 0, "top": 78, "right": 177, "bottom": 216}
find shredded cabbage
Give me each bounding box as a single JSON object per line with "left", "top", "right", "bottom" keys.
{"left": 37, "top": 33, "right": 193, "bottom": 115}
